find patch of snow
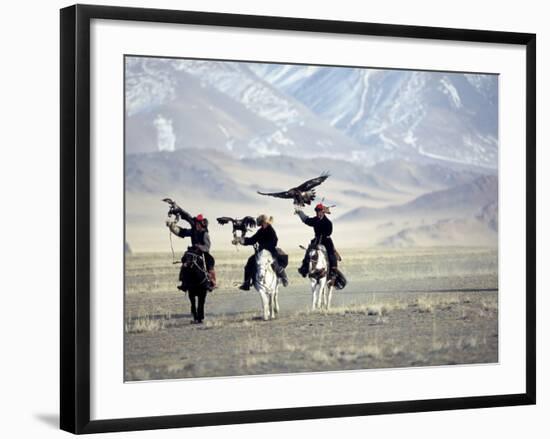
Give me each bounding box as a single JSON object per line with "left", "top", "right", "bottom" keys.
{"left": 380, "top": 132, "right": 398, "bottom": 148}
{"left": 347, "top": 71, "right": 372, "bottom": 128}
{"left": 404, "top": 129, "right": 417, "bottom": 147}
{"left": 217, "top": 124, "right": 229, "bottom": 138}
{"left": 270, "top": 130, "right": 295, "bottom": 146}
{"left": 439, "top": 77, "right": 462, "bottom": 108}
{"left": 153, "top": 115, "right": 176, "bottom": 152}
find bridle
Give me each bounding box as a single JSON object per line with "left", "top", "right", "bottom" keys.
{"left": 183, "top": 250, "right": 209, "bottom": 285}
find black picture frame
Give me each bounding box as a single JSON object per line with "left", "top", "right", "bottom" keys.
{"left": 60, "top": 4, "right": 536, "bottom": 434}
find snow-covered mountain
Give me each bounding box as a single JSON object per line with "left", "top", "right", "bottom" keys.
{"left": 125, "top": 57, "right": 363, "bottom": 159}
{"left": 126, "top": 57, "right": 498, "bottom": 169}
{"left": 251, "top": 64, "right": 498, "bottom": 168}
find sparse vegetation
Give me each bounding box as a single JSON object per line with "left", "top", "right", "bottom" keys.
{"left": 125, "top": 247, "right": 498, "bottom": 381}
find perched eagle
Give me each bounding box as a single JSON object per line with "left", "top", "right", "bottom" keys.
{"left": 257, "top": 173, "right": 330, "bottom": 206}
{"left": 216, "top": 216, "right": 257, "bottom": 238}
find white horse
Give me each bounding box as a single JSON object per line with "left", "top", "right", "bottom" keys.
{"left": 307, "top": 245, "right": 334, "bottom": 310}
{"left": 253, "top": 249, "right": 280, "bottom": 320}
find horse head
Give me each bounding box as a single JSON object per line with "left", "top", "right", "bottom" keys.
{"left": 253, "top": 249, "right": 279, "bottom": 320}
{"left": 308, "top": 245, "right": 328, "bottom": 279}
{"left": 255, "top": 249, "right": 274, "bottom": 285}
{"left": 181, "top": 248, "right": 209, "bottom": 288}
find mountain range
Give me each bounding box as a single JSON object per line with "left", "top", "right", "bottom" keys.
{"left": 125, "top": 57, "right": 498, "bottom": 169}
{"left": 338, "top": 175, "right": 497, "bottom": 222}
{"left": 124, "top": 56, "right": 498, "bottom": 250}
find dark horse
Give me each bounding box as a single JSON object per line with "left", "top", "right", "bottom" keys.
{"left": 179, "top": 247, "right": 211, "bottom": 323}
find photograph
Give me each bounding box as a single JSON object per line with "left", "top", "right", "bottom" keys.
{"left": 124, "top": 56, "right": 499, "bottom": 381}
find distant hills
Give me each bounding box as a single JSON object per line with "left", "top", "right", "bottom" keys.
{"left": 338, "top": 175, "right": 497, "bottom": 222}
{"left": 126, "top": 148, "right": 491, "bottom": 209}
{"left": 125, "top": 148, "right": 497, "bottom": 250}
{"left": 126, "top": 149, "right": 251, "bottom": 202}
{"left": 377, "top": 215, "right": 497, "bottom": 248}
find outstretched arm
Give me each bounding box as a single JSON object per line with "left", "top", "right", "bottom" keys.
{"left": 175, "top": 206, "right": 194, "bottom": 225}
{"left": 295, "top": 207, "right": 315, "bottom": 226}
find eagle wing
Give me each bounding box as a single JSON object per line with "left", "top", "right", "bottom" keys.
{"left": 256, "top": 190, "right": 295, "bottom": 199}
{"left": 295, "top": 173, "right": 330, "bottom": 192}
{"left": 216, "top": 217, "right": 235, "bottom": 225}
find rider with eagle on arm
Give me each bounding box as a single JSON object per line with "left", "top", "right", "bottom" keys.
{"left": 295, "top": 203, "right": 340, "bottom": 281}
{"left": 234, "top": 214, "right": 289, "bottom": 291}
{"left": 164, "top": 200, "right": 216, "bottom": 292}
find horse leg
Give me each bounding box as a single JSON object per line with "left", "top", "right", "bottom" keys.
{"left": 319, "top": 278, "right": 326, "bottom": 309}
{"left": 317, "top": 281, "right": 324, "bottom": 309}
{"left": 197, "top": 290, "right": 207, "bottom": 322}
{"left": 188, "top": 292, "right": 197, "bottom": 322}
{"left": 274, "top": 285, "right": 280, "bottom": 316}
{"left": 259, "top": 289, "right": 269, "bottom": 321}
{"left": 311, "top": 280, "right": 317, "bottom": 310}
{"left": 269, "top": 292, "right": 275, "bottom": 320}
{"left": 327, "top": 284, "right": 334, "bottom": 310}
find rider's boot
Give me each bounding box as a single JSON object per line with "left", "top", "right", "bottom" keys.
{"left": 238, "top": 272, "right": 251, "bottom": 291}
{"left": 277, "top": 267, "right": 289, "bottom": 287}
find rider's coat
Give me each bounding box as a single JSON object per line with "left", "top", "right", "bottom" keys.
{"left": 296, "top": 210, "right": 333, "bottom": 239}
{"left": 242, "top": 224, "right": 278, "bottom": 254}
{"left": 297, "top": 210, "right": 337, "bottom": 268}
{"left": 176, "top": 227, "right": 211, "bottom": 253}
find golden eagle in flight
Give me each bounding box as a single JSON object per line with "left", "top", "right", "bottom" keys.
{"left": 257, "top": 173, "right": 330, "bottom": 206}
{"left": 216, "top": 216, "right": 257, "bottom": 238}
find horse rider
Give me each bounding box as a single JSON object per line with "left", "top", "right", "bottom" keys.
{"left": 295, "top": 203, "right": 339, "bottom": 279}
{"left": 234, "top": 214, "right": 289, "bottom": 290}
{"left": 166, "top": 211, "right": 216, "bottom": 291}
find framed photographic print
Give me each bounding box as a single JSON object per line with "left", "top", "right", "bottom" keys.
{"left": 60, "top": 4, "right": 536, "bottom": 434}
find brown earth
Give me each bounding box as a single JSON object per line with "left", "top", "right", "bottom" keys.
{"left": 125, "top": 247, "right": 498, "bottom": 381}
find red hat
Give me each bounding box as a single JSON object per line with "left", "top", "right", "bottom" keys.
{"left": 195, "top": 214, "right": 205, "bottom": 222}
{"left": 315, "top": 203, "right": 324, "bottom": 211}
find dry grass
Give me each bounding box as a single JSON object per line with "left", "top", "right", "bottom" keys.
{"left": 125, "top": 248, "right": 499, "bottom": 380}
{"left": 125, "top": 315, "right": 166, "bottom": 333}
{"left": 303, "top": 301, "right": 408, "bottom": 317}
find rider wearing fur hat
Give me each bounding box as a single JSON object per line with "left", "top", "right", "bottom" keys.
{"left": 295, "top": 203, "right": 339, "bottom": 279}
{"left": 235, "top": 214, "right": 289, "bottom": 290}
{"left": 166, "top": 213, "right": 216, "bottom": 291}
